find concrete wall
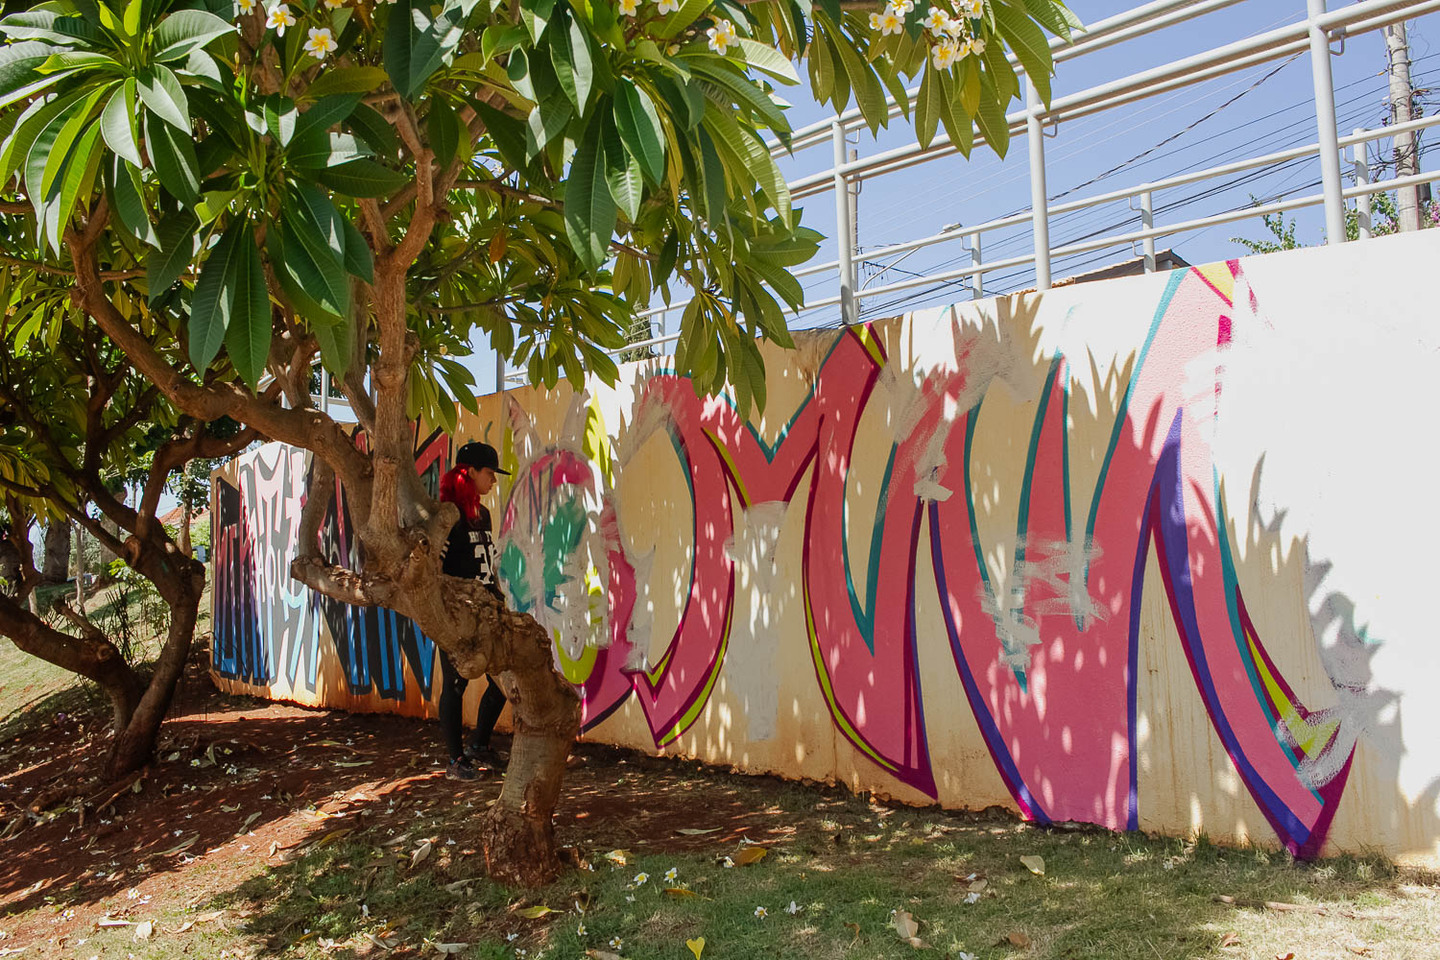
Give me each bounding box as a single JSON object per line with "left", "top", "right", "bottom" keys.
{"left": 210, "top": 231, "right": 1440, "bottom": 863}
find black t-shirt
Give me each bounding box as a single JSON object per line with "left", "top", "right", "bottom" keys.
{"left": 444, "top": 503, "right": 501, "bottom": 598}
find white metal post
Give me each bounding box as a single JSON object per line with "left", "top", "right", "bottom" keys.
{"left": 319, "top": 366, "right": 330, "bottom": 414}
{"left": 1353, "top": 128, "right": 1372, "bottom": 239}
{"left": 971, "top": 232, "right": 983, "bottom": 300}
{"left": 495, "top": 350, "right": 504, "bottom": 397}
{"left": 1026, "top": 78, "right": 1052, "bottom": 290}
{"left": 1308, "top": 0, "right": 1348, "bottom": 243}
{"left": 833, "top": 121, "right": 858, "bottom": 326}
{"left": 1140, "top": 190, "right": 1157, "bottom": 271}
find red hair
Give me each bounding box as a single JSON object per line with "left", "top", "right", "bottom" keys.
{"left": 440, "top": 465, "right": 483, "bottom": 525}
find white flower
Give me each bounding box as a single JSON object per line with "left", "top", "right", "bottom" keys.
{"left": 324, "top": 0, "right": 345, "bottom": 8}
{"left": 663, "top": 867, "right": 678, "bottom": 883}
{"left": 754, "top": 906, "right": 768, "bottom": 919}
{"left": 576, "top": 923, "right": 586, "bottom": 937}
{"left": 923, "top": 8, "right": 950, "bottom": 33}
{"left": 657, "top": 0, "right": 680, "bottom": 11}
{"left": 633, "top": 872, "right": 649, "bottom": 886}
{"left": 722, "top": 856, "right": 735, "bottom": 868}
{"left": 932, "top": 38, "right": 959, "bottom": 70}
{"left": 618, "top": 0, "right": 638, "bottom": 15}
{"left": 609, "top": 937, "right": 624, "bottom": 950}
{"left": 625, "top": 894, "right": 636, "bottom": 903}
{"left": 785, "top": 901, "right": 801, "bottom": 915}
{"left": 964, "top": 891, "right": 981, "bottom": 904}
{"left": 970, "top": 37, "right": 986, "bottom": 54}
{"left": 265, "top": 3, "right": 295, "bottom": 34}
{"left": 956, "top": 0, "right": 983, "bottom": 16}
{"left": 886, "top": 0, "right": 915, "bottom": 14}
{"left": 869, "top": 11, "right": 883, "bottom": 29}
{"left": 236, "top": 0, "right": 255, "bottom": 14}
{"left": 706, "top": 19, "right": 737, "bottom": 55}
{"left": 304, "top": 27, "right": 337, "bottom": 59}
{"left": 506, "top": 934, "right": 519, "bottom": 942}
{"left": 878, "top": 9, "right": 904, "bottom": 34}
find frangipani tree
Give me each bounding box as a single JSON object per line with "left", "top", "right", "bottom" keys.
{"left": 0, "top": 0, "right": 1078, "bottom": 882}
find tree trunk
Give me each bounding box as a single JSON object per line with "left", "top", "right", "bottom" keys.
{"left": 0, "top": 595, "right": 144, "bottom": 734}
{"left": 178, "top": 496, "right": 192, "bottom": 557}
{"left": 104, "top": 554, "right": 204, "bottom": 779}
{"left": 41, "top": 521, "right": 71, "bottom": 584}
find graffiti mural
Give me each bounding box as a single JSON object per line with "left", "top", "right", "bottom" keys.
{"left": 211, "top": 430, "right": 448, "bottom": 705}
{"left": 213, "top": 241, "right": 1440, "bottom": 861}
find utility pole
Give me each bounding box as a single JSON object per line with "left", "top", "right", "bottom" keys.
{"left": 1385, "top": 21, "right": 1423, "bottom": 232}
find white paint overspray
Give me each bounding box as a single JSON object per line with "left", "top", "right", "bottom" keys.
{"left": 978, "top": 535, "right": 1108, "bottom": 673}
{"left": 722, "top": 500, "right": 790, "bottom": 741}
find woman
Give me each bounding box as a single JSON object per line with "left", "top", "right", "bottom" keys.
{"left": 437, "top": 441, "right": 510, "bottom": 781}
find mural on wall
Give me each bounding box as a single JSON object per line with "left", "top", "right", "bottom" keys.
{"left": 212, "top": 429, "right": 449, "bottom": 703}
{"left": 212, "top": 257, "right": 1402, "bottom": 858}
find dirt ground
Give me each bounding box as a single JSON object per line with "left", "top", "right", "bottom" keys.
{"left": 0, "top": 659, "right": 814, "bottom": 955}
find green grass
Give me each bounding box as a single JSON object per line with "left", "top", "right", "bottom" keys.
{"left": 178, "top": 783, "right": 1434, "bottom": 960}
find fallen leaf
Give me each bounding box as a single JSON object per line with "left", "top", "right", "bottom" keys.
{"left": 443, "top": 879, "right": 474, "bottom": 894}
{"left": 220, "top": 804, "right": 241, "bottom": 813}
{"left": 1000, "top": 931, "right": 1032, "bottom": 949}
{"left": 1277, "top": 954, "right": 1295, "bottom": 960}
{"left": 735, "top": 846, "right": 769, "bottom": 866}
{"left": 968, "top": 878, "right": 988, "bottom": 893}
{"left": 334, "top": 761, "right": 372, "bottom": 768}
{"left": 410, "top": 839, "right": 433, "bottom": 869}
{"left": 160, "top": 834, "right": 199, "bottom": 856}
{"left": 432, "top": 943, "right": 467, "bottom": 955}
{"left": 676, "top": 828, "right": 722, "bottom": 836}
{"left": 1019, "top": 855, "right": 1046, "bottom": 876}
{"left": 267, "top": 841, "right": 280, "bottom": 857}
{"left": 893, "top": 910, "right": 919, "bottom": 940}
{"left": 665, "top": 888, "right": 703, "bottom": 900}
{"left": 134, "top": 920, "right": 154, "bottom": 941}
{"left": 515, "top": 905, "right": 560, "bottom": 919}
{"left": 314, "top": 828, "right": 354, "bottom": 849}
{"left": 844, "top": 921, "right": 862, "bottom": 943}
{"left": 235, "top": 812, "right": 261, "bottom": 836}
{"left": 380, "top": 833, "right": 413, "bottom": 848}
{"left": 585, "top": 952, "right": 623, "bottom": 960}
{"left": 1220, "top": 933, "right": 1242, "bottom": 947}
{"left": 1346, "top": 946, "right": 1373, "bottom": 956}
{"left": 603, "top": 850, "right": 628, "bottom": 865}
{"left": 96, "top": 918, "right": 133, "bottom": 928}
{"left": 686, "top": 936, "right": 705, "bottom": 959}
{"left": 366, "top": 933, "right": 400, "bottom": 950}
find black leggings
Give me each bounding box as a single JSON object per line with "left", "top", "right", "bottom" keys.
{"left": 438, "top": 649, "right": 508, "bottom": 762}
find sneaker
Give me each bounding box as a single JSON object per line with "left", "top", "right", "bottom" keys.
{"left": 464, "top": 742, "right": 503, "bottom": 769}
{"left": 445, "top": 758, "right": 478, "bottom": 781}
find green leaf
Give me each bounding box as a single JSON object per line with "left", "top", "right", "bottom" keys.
{"left": 601, "top": 114, "right": 642, "bottom": 221}
{"left": 915, "top": 64, "right": 940, "bottom": 149}
{"left": 426, "top": 97, "right": 463, "bottom": 167}
{"left": 654, "top": 0, "right": 712, "bottom": 40}
{"left": 481, "top": 23, "right": 527, "bottom": 62}
{"left": 145, "top": 111, "right": 200, "bottom": 203}
{"left": 1021, "top": 0, "right": 1079, "bottom": 43}
{"left": 472, "top": 100, "right": 531, "bottom": 175}
{"left": 0, "top": 11, "right": 101, "bottom": 45}
{"left": 0, "top": 41, "right": 58, "bottom": 109}
{"left": 733, "top": 39, "right": 799, "bottom": 84}
{"left": 153, "top": 9, "right": 234, "bottom": 63}
{"left": 225, "top": 223, "right": 271, "bottom": 391}
{"left": 563, "top": 121, "right": 616, "bottom": 273}
{"left": 981, "top": 36, "right": 1020, "bottom": 108}
{"left": 108, "top": 156, "right": 157, "bottom": 248}
{"left": 136, "top": 63, "right": 191, "bottom": 132}
{"left": 829, "top": 27, "right": 886, "bottom": 132}
{"left": 341, "top": 215, "right": 373, "bottom": 283}
{"left": 287, "top": 185, "right": 350, "bottom": 316}
{"left": 294, "top": 94, "right": 363, "bottom": 144}
{"left": 383, "top": 0, "right": 483, "bottom": 100}
{"left": 1, "top": 87, "right": 86, "bottom": 186}
{"left": 973, "top": 67, "right": 1009, "bottom": 157}
{"left": 995, "top": 1, "right": 1054, "bottom": 106}
{"left": 300, "top": 66, "right": 391, "bottom": 101}
{"left": 35, "top": 88, "right": 103, "bottom": 202}
{"left": 314, "top": 158, "right": 409, "bottom": 197}
{"left": 47, "top": 122, "right": 102, "bottom": 256}
{"left": 549, "top": 11, "right": 594, "bottom": 112}
{"left": 189, "top": 220, "right": 242, "bottom": 371}
{"left": 938, "top": 70, "right": 975, "bottom": 158}
{"left": 101, "top": 78, "right": 143, "bottom": 168}
{"left": 147, "top": 210, "right": 199, "bottom": 303}
{"left": 288, "top": 94, "right": 363, "bottom": 167}
{"left": 696, "top": 127, "right": 728, "bottom": 228}
{"left": 524, "top": 92, "right": 571, "bottom": 161}
{"left": 613, "top": 78, "right": 664, "bottom": 186}
{"left": 702, "top": 105, "right": 790, "bottom": 221}
{"left": 345, "top": 103, "right": 400, "bottom": 158}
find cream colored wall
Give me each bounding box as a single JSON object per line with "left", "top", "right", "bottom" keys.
{"left": 211, "top": 231, "right": 1440, "bottom": 863}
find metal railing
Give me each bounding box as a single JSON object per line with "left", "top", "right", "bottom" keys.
{"left": 500, "top": 0, "right": 1440, "bottom": 382}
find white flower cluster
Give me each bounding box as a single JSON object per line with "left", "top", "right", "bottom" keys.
{"left": 870, "top": 0, "right": 988, "bottom": 72}
{"left": 249, "top": 1, "right": 344, "bottom": 61}
{"left": 619, "top": 0, "right": 682, "bottom": 16}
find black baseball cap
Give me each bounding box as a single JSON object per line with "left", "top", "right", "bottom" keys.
{"left": 454, "top": 441, "right": 510, "bottom": 474}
